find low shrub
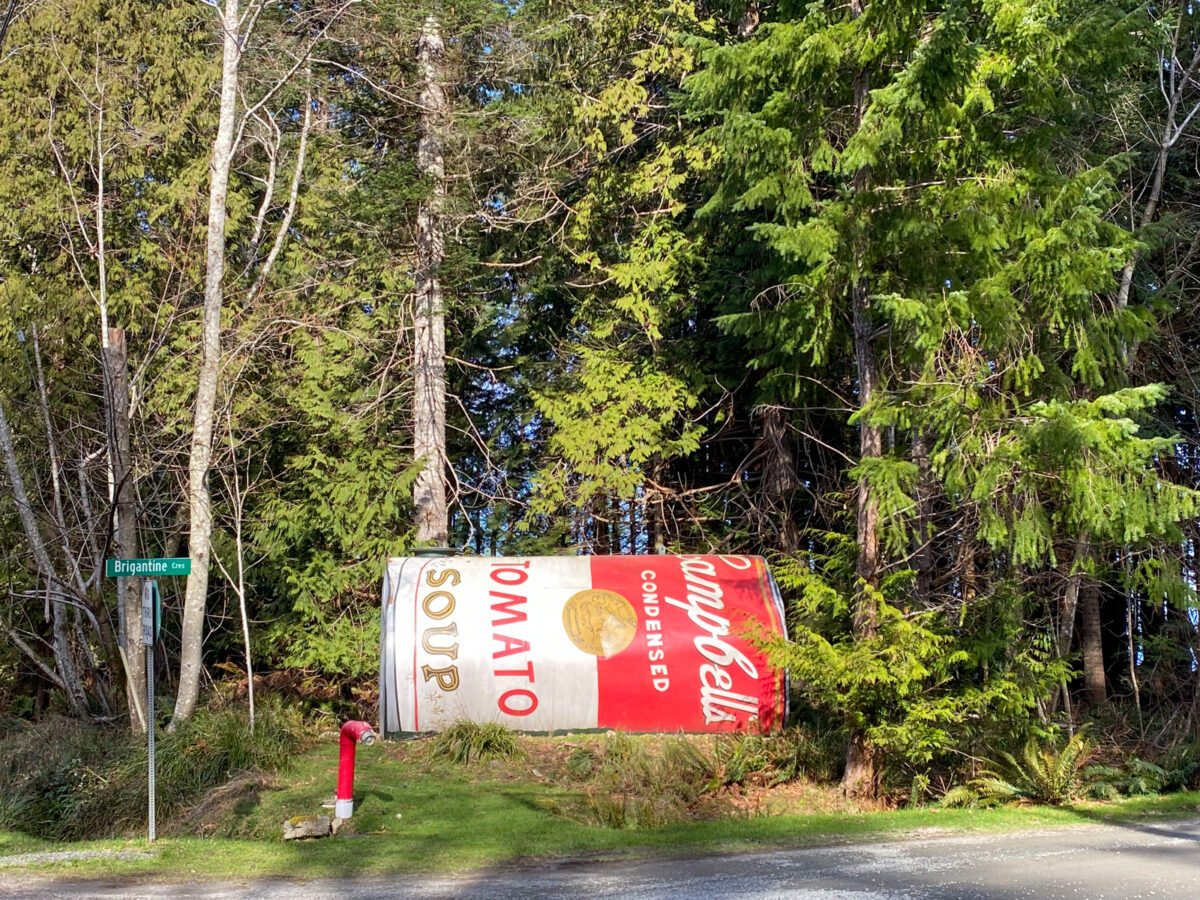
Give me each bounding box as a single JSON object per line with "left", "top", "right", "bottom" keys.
{"left": 150, "top": 698, "right": 303, "bottom": 795}
{"left": 0, "top": 698, "right": 305, "bottom": 841}
{"left": 942, "top": 727, "right": 1094, "bottom": 808}
{"left": 575, "top": 733, "right": 719, "bottom": 828}
{"left": 429, "top": 720, "right": 525, "bottom": 764}
{"left": 907, "top": 772, "right": 932, "bottom": 809}
{"left": 709, "top": 734, "right": 771, "bottom": 789}
{"left": 1084, "top": 743, "right": 1200, "bottom": 799}
{"left": 566, "top": 747, "right": 596, "bottom": 779}
{"left": 1, "top": 717, "right": 136, "bottom": 839}
{"left": 765, "top": 727, "right": 844, "bottom": 784}
{"left": 569, "top": 727, "right": 843, "bottom": 828}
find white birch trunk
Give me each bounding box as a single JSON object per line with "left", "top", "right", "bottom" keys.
{"left": 413, "top": 15, "right": 450, "bottom": 546}
{"left": 1116, "top": 10, "right": 1200, "bottom": 360}
{"left": 249, "top": 75, "right": 312, "bottom": 299}
{"left": 173, "top": 0, "right": 241, "bottom": 729}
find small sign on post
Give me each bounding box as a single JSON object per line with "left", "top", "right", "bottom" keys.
{"left": 108, "top": 560, "right": 186, "bottom": 844}
{"left": 107, "top": 557, "right": 191, "bottom": 578}
{"left": 140, "top": 579, "right": 161, "bottom": 646}
{"left": 141, "top": 579, "right": 159, "bottom": 843}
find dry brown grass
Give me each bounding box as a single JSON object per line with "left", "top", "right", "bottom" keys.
{"left": 375, "top": 730, "right": 867, "bottom": 826}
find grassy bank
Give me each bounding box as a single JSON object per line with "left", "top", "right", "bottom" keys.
{"left": 2, "top": 730, "right": 1198, "bottom": 881}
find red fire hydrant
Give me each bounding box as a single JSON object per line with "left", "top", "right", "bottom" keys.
{"left": 336, "top": 720, "right": 377, "bottom": 819}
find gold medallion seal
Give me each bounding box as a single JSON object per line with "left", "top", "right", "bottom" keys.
{"left": 562, "top": 589, "right": 638, "bottom": 657}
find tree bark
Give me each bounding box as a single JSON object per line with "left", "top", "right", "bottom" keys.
{"left": 843, "top": 0, "right": 883, "bottom": 800}
{"left": 413, "top": 15, "right": 450, "bottom": 546}
{"left": 1056, "top": 535, "right": 1090, "bottom": 660}
{"left": 1127, "top": 592, "right": 1143, "bottom": 726}
{"left": 0, "top": 396, "right": 88, "bottom": 716}
{"left": 31, "top": 325, "right": 118, "bottom": 707}
{"left": 1047, "top": 533, "right": 1090, "bottom": 716}
{"left": 0, "top": 615, "right": 68, "bottom": 693}
{"left": 650, "top": 459, "right": 667, "bottom": 553}
{"left": 1191, "top": 600, "right": 1200, "bottom": 741}
{"left": 49, "top": 584, "right": 88, "bottom": 717}
{"left": 103, "top": 327, "right": 145, "bottom": 731}
{"left": 595, "top": 498, "right": 612, "bottom": 554}
{"left": 249, "top": 71, "right": 313, "bottom": 299}
{"left": 1079, "top": 578, "right": 1106, "bottom": 706}
{"left": 911, "top": 431, "right": 935, "bottom": 605}
{"left": 844, "top": 276, "right": 884, "bottom": 800}
{"left": 173, "top": 0, "right": 241, "bottom": 729}
{"left": 756, "top": 405, "right": 799, "bottom": 552}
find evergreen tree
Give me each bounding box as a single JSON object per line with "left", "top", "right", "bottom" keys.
{"left": 0, "top": 0, "right": 215, "bottom": 720}
{"left": 689, "top": 0, "right": 1192, "bottom": 795}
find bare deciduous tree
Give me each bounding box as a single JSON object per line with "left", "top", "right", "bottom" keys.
{"left": 413, "top": 14, "right": 451, "bottom": 546}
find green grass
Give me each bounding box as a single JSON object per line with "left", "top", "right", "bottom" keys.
{"left": 2, "top": 733, "right": 1197, "bottom": 882}
{"left": 429, "top": 720, "right": 526, "bottom": 764}
{"left": 0, "top": 703, "right": 305, "bottom": 842}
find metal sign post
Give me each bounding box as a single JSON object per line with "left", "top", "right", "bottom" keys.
{"left": 140, "top": 579, "right": 161, "bottom": 842}
{"left": 108, "top": 558, "right": 175, "bottom": 843}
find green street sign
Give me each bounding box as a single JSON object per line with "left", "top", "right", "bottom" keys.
{"left": 106, "top": 557, "right": 192, "bottom": 578}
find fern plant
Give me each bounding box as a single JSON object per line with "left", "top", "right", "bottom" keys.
{"left": 944, "top": 728, "right": 1094, "bottom": 807}
{"left": 708, "top": 735, "right": 770, "bottom": 790}
{"left": 975, "top": 728, "right": 1095, "bottom": 805}
{"left": 1083, "top": 746, "right": 1199, "bottom": 799}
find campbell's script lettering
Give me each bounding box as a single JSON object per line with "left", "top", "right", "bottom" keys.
{"left": 664, "top": 555, "right": 760, "bottom": 724}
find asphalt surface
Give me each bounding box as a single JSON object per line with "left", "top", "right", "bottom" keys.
{"left": 5, "top": 816, "right": 1200, "bottom": 899}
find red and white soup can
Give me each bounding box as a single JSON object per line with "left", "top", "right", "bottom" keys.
{"left": 379, "top": 554, "right": 788, "bottom": 734}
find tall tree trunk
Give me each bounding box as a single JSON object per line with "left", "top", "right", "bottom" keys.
{"left": 911, "top": 430, "right": 935, "bottom": 605}
{"left": 1115, "top": 8, "right": 1200, "bottom": 322}
{"left": 49, "top": 586, "right": 88, "bottom": 717}
{"left": 961, "top": 541, "right": 976, "bottom": 603}
{"left": 1050, "top": 533, "right": 1090, "bottom": 716}
{"left": 650, "top": 458, "right": 667, "bottom": 553}
{"left": 1127, "top": 591, "right": 1143, "bottom": 727}
{"left": 29, "top": 325, "right": 117, "bottom": 709}
{"left": 628, "top": 494, "right": 639, "bottom": 554}
{"left": 102, "top": 327, "right": 145, "bottom": 732}
{"left": 0, "top": 397, "right": 89, "bottom": 716}
{"left": 413, "top": 15, "right": 450, "bottom": 546}
{"left": 173, "top": 0, "right": 241, "bottom": 728}
{"left": 844, "top": 276, "right": 884, "bottom": 801}
{"left": 1079, "top": 578, "right": 1106, "bottom": 706}
{"left": 843, "top": 4, "right": 883, "bottom": 799}
{"left": 595, "top": 498, "right": 612, "bottom": 554}
{"left": 1191, "top": 597, "right": 1200, "bottom": 740}
{"left": 757, "top": 405, "right": 799, "bottom": 552}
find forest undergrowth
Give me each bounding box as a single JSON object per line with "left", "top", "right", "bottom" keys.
{"left": 3, "top": 700, "right": 1199, "bottom": 845}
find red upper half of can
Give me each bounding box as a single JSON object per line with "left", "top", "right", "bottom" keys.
{"left": 589, "top": 554, "right": 787, "bottom": 732}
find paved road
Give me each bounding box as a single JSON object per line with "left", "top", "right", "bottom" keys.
{"left": 6, "top": 816, "right": 1200, "bottom": 899}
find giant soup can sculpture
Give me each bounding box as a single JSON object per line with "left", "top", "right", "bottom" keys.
{"left": 379, "top": 555, "right": 788, "bottom": 734}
